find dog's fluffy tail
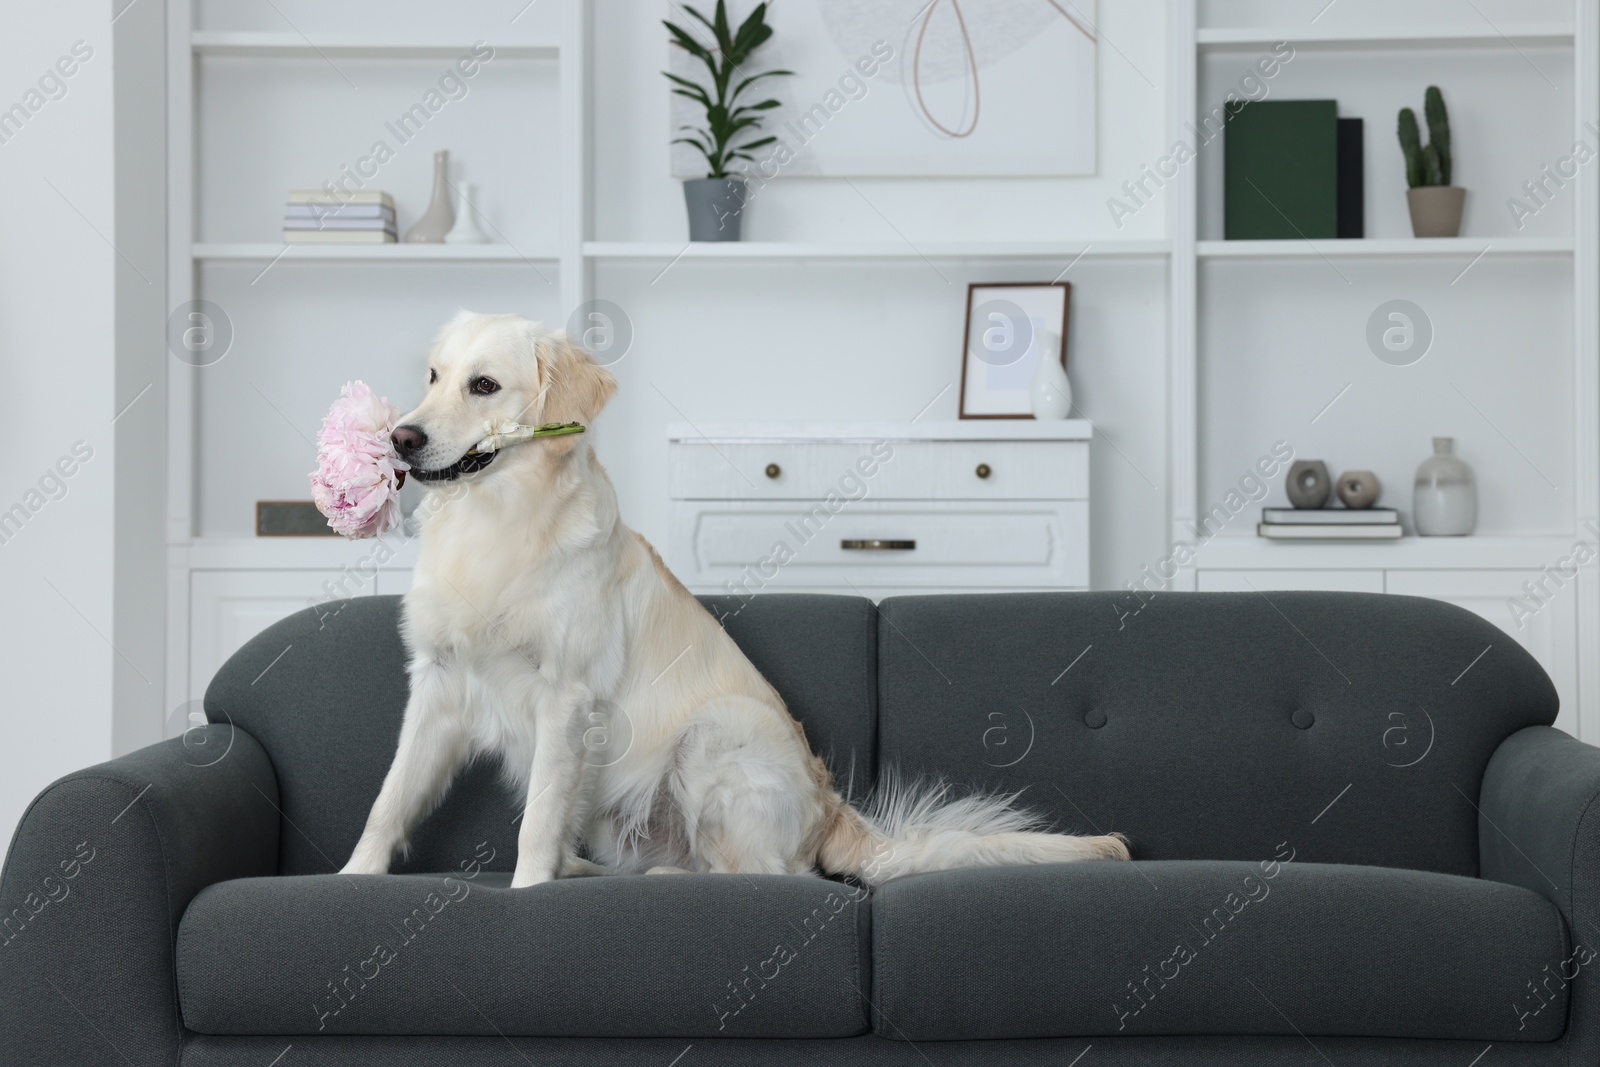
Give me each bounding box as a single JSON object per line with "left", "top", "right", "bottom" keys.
{"left": 816, "top": 774, "right": 1129, "bottom": 886}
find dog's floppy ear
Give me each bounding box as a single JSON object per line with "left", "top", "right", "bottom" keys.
{"left": 538, "top": 328, "right": 617, "bottom": 430}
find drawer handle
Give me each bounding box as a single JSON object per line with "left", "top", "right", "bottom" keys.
{"left": 841, "top": 539, "right": 916, "bottom": 551}
{"left": 764, "top": 463, "right": 781, "bottom": 479}
{"left": 975, "top": 463, "right": 992, "bottom": 479}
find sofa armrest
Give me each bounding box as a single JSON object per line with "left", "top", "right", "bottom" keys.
{"left": 1480, "top": 725, "right": 1600, "bottom": 1053}
{"left": 0, "top": 725, "right": 278, "bottom": 1066}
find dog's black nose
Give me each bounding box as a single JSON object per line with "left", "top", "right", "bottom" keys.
{"left": 392, "top": 425, "right": 428, "bottom": 453}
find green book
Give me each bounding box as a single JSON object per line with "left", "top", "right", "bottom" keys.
{"left": 1225, "top": 100, "right": 1338, "bottom": 240}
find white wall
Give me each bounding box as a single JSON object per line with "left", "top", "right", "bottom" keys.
{"left": 0, "top": 6, "right": 120, "bottom": 856}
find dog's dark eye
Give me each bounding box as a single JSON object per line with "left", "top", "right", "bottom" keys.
{"left": 429, "top": 368, "right": 438, "bottom": 385}
{"left": 470, "top": 377, "right": 500, "bottom": 396}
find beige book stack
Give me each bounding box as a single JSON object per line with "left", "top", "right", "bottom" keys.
{"left": 284, "top": 190, "right": 396, "bottom": 243}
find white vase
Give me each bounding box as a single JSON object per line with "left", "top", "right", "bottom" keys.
{"left": 444, "top": 181, "right": 491, "bottom": 244}
{"left": 1028, "top": 330, "right": 1072, "bottom": 420}
{"left": 1414, "top": 436, "right": 1476, "bottom": 536}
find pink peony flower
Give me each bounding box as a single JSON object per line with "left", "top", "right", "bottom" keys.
{"left": 309, "top": 380, "right": 409, "bottom": 539}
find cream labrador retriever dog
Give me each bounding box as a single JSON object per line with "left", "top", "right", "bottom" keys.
{"left": 341, "top": 311, "right": 1129, "bottom": 887}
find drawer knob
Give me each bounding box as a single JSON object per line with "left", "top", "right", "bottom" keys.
{"left": 841, "top": 539, "right": 916, "bottom": 551}
{"left": 764, "top": 463, "right": 781, "bottom": 479}
{"left": 975, "top": 463, "right": 992, "bottom": 480}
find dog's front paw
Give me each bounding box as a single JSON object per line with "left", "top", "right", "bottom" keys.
{"left": 340, "top": 851, "right": 391, "bottom": 876}
{"left": 510, "top": 866, "right": 556, "bottom": 889}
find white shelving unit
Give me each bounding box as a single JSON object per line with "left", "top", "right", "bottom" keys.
{"left": 1195, "top": 236, "right": 1574, "bottom": 257}
{"left": 193, "top": 243, "right": 558, "bottom": 261}
{"left": 583, "top": 240, "right": 1172, "bottom": 260}
{"left": 189, "top": 32, "right": 561, "bottom": 58}
{"left": 162, "top": 0, "right": 1600, "bottom": 743}
{"left": 165, "top": 0, "right": 590, "bottom": 714}
{"left": 1178, "top": 1, "right": 1596, "bottom": 739}
{"left": 1197, "top": 24, "right": 1575, "bottom": 49}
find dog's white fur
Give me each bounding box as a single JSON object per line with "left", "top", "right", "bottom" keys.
{"left": 341, "top": 312, "right": 1129, "bottom": 887}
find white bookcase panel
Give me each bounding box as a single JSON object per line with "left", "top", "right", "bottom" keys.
{"left": 1198, "top": 0, "right": 1570, "bottom": 34}
{"left": 1198, "top": 255, "right": 1574, "bottom": 536}
{"left": 1197, "top": 44, "right": 1575, "bottom": 242}
{"left": 192, "top": 261, "right": 564, "bottom": 537}
{"left": 194, "top": 0, "right": 565, "bottom": 40}
{"left": 196, "top": 54, "right": 559, "bottom": 248}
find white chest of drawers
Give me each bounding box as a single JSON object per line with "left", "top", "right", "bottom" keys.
{"left": 667, "top": 422, "right": 1092, "bottom": 600}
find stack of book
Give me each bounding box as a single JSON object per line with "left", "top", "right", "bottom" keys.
{"left": 284, "top": 190, "right": 396, "bottom": 244}
{"left": 1225, "top": 100, "right": 1364, "bottom": 240}
{"left": 1258, "top": 508, "right": 1401, "bottom": 540}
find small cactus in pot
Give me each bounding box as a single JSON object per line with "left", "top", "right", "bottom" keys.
{"left": 1398, "top": 86, "right": 1464, "bottom": 237}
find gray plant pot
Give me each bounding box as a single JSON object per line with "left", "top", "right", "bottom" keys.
{"left": 1407, "top": 186, "right": 1466, "bottom": 238}
{"left": 684, "top": 177, "right": 747, "bottom": 242}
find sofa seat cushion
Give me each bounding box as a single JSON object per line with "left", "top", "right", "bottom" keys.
{"left": 872, "top": 861, "right": 1568, "bottom": 1041}
{"left": 177, "top": 872, "right": 869, "bottom": 1038}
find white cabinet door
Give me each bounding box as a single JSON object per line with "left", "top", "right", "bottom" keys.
{"left": 189, "top": 570, "right": 362, "bottom": 701}
{"left": 1384, "top": 570, "right": 1579, "bottom": 739}
{"left": 1197, "top": 570, "right": 1385, "bottom": 593}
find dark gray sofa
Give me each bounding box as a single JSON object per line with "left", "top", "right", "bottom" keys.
{"left": 3, "top": 590, "right": 1595, "bottom": 1066}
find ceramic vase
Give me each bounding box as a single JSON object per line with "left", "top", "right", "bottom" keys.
{"left": 1336, "top": 470, "right": 1381, "bottom": 509}
{"left": 1414, "top": 437, "right": 1476, "bottom": 536}
{"left": 444, "top": 181, "right": 490, "bottom": 244}
{"left": 1286, "top": 460, "right": 1331, "bottom": 509}
{"left": 1028, "top": 331, "right": 1072, "bottom": 420}
{"left": 405, "top": 150, "right": 455, "bottom": 243}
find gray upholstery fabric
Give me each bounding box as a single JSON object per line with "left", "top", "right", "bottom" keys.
{"left": 1481, "top": 725, "right": 1600, "bottom": 1065}
{"left": 178, "top": 871, "right": 870, "bottom": 1038}
{"left": 205, "top": 594, "right": 877, "bottom": 876}
{"left": 0, "top": 728, "right": 278, "bottom": 1067}
{"left": 875, "top": 592, "right": 1556, "bottom": 875}
{"left": 871, "top": 860, "right": 1567, "bottom": 1041}
{"left": 698, "top": 595, "right": 878, "bottom": 798}
{"left": 181, "top": 1034, "right": 1564, "bottom": 1067}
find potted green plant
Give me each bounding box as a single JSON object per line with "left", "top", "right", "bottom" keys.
{"left": 1398, "top": 86, "right": 1465, "bottom": 238}
{"left": 663, "top": 1, "right": 790, "bottom": 241}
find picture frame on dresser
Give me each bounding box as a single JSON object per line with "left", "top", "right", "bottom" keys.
{"left": 959, "top": 281, "right": 1072, "bottom": 419}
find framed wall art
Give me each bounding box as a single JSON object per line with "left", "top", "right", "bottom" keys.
{"left": 959, "top": 281, "right": 1072, "bottom": 418}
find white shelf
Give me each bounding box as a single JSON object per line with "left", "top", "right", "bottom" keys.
{"left": 185, "top": 536, "right": 421, "bottom": 570}
{"left": 1197, "top": 24, "right": 1574, "bottom": 49}
{"left": 1194, "top": 534, "right": 1577, "bottom": 570}
{"left": 668, "top": 420, "right": 1093, "bottom": 442}
{"left": 1197, "top": 237, "right": 1574, "bottom": 258}
{"left": 192, "top": 242, "right": 557, "bottom": 262}
{"left": 584, "top": 240, "right": 1170, "bottom": 261}
{"left": 191, "top": 32, "right": 559, "bottom": 59}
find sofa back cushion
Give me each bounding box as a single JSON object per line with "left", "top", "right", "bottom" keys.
{"left": 874, "top": 591, "right": 1557, "bottom": 876}
{"left": 205, "top": 593, "right": 877, "bottom": 876}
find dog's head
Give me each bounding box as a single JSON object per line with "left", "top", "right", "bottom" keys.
{"left": 395, "top": 311, "right": 616, "bottom": 484}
